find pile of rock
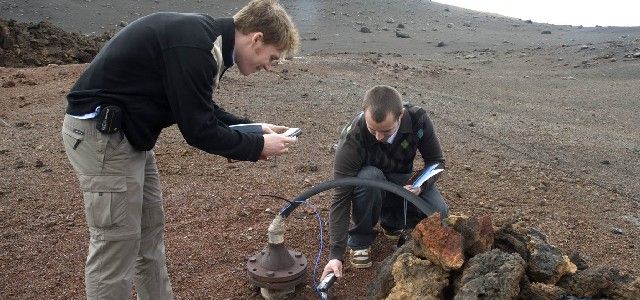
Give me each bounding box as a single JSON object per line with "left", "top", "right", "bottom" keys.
{"left": 366, "top": 214, "right": 639, "bottom": 299}
{"left": 0, "top": 18, "right": 111, "bottom": 67}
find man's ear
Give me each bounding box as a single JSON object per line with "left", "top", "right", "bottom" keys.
{"left": 250, "top": 32, "right": 264, "bottom": 45}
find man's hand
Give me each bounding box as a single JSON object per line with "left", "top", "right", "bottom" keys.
{"left": 404, "top": 184, "right": 422, "bottom": 196}
{"left": 261, "top": 133, "right": 296, "bottom": 157}
{"left": 262, "top": 123, "right": 288, "bottom": 134}
{"left": 321, "top": 259, "right": 343, "bottom": 280}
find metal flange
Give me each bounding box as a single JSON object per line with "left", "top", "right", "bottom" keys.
{"left": 247, "top": 243, "right": 307, "bottom": 290}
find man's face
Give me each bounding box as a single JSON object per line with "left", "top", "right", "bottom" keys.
{"left": 364, "top": 109, "right": 402, "bottom": 143}
{"left": 235, "top": 32, "right": 283, "bottom": 76}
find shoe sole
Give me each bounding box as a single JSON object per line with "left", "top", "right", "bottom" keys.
{"left": 351, "top": 261, "right": 372, "bottom": 268}
{"left": 384, "top": 233, "right": 400, "bottom": 241}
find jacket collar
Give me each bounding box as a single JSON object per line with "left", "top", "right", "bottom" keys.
{"left": 398, "top": 108, "right": 413, "bottom": 134}
{"left": 216, "top": 18, "right": 236, "bottom": 69}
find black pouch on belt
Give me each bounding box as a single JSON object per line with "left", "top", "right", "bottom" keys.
{"left": 95, "top": 105, "right": 122, "bottom": 134}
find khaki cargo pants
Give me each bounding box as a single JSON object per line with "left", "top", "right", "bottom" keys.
{"left": 62, "top": 115, "right": 173, "bottom": 300}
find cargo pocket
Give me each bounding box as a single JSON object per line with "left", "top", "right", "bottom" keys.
{"left": 80, "top": 175, "right": 127, "bottom": 229}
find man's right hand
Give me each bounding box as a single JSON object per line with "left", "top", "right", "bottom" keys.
{"left": 261, "top": 133, "right": 296, "bottom": 157}
{"left": 321, "top": 259, "right": 343, "bottom": 280}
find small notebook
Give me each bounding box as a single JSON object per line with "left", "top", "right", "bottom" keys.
{"left": 229, "top": 123, "right": 263, "bottom": 134}
{"left": 411, "top": 163, "right": 444, "bottom": 189}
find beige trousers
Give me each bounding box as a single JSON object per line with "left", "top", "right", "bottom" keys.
{"left": 62, "top": 115, "right": 173, "bottom": 300}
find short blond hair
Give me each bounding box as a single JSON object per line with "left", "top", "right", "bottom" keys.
{"left": 234, "top": 0, "right": 300, "bottom": 55}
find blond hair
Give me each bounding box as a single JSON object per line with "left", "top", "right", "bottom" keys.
{"left": 233, "top": 0, "right": 300, "bottom": 55}
{"left": 362, "top": 85, "right": 403, "bottom": 122}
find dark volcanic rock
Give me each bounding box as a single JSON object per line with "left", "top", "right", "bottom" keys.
{"left": 395, "top": 31, "right": 410, "bottom": 38}
{"left": 0, "top": 18, "right": 111, "bottom": 67}
{"left": 494, "top": 221, "right": 576, "bottom": 284}
{"left": 1, "top": 80, "right": 15, "bottom": 88}
{"left": 527, "top": 240, "right": 576, "bottom": 284}
{"left": 520, "top": 282, "right": 568, "bottom": 300}
{"left": 557, "top": 267, "right": 640, "bottom": 299}
{"left": 451, "top": 214, "right": 494, "bottom": 257}
{"left": 569, "top": 251, "right": 590, "bottom": 271}
{"left": 365, "top": 240, "right": 414, "bottom": 300}
{"left": 455, "top": 249, "right": 526, "bottom": 300}
{"left": 494, "top": 221, "right": 531, "bottom": 259}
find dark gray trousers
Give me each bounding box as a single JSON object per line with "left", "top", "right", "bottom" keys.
{"left": 347, "top": 166, "right": 449, "bottom": 250}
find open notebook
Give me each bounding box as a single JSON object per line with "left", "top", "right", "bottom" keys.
{"left": 411, "top": 163, "right": 444, "bottom": 189}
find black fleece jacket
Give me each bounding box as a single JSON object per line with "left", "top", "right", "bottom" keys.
{"left": 66, "top": 12, "right": 263, "bottom": 161}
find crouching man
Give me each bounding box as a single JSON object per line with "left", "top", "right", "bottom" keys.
{"left": 321, "top": 85, "right": 449, "bottom": 280}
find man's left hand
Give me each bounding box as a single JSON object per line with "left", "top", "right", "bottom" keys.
{"left": 262, "top": 123, "right": 288, "bottom": 134}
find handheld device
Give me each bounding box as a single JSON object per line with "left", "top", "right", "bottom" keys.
{"left": 316, "top": 273, "right": 337, "bottom": 300}
{"left": 283, "top": 127, "right": 302, "bottom": 138}
{"left": 96, "top": 105, "right": 122, "bottom": 134}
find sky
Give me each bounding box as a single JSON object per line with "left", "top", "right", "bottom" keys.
{"left": 433, "top": 0, "right": 640, "bottom": 27}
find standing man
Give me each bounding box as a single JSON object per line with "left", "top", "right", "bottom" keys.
{"left": 61, "top": 0, "right": 300, "bottom": 299}
{"left": 321, "top": 85, "right": 449, "bottom": 279}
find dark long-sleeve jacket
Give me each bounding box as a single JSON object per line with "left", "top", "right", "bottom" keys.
{"left": 329, "top": 104, "right": 445, "bottom": 260}
{"left": 66, "top": 13, "right": 263, "bottom": 161}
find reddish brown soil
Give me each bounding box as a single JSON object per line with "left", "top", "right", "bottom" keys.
{"left": 1, "top": 1, "right": 639, "bottom": 299}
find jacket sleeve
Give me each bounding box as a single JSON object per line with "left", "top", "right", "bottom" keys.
{"left": 212, "top": 101, "right": 253, "bottom": 126}
{"left": 329, "top": 131, "right": 364, "bottom": 261}
{"left": 161, "top": 46, "right": 263, "bottom": 161}
{"left": 417, "top": 112, "right": 445, "bottom": 189}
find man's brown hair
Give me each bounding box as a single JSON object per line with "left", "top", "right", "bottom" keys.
{"left": 362, "top": 85, "right": 403, "bottom": 122}
{"left": 233, "top": 0, "right": 300, "bottom": 55}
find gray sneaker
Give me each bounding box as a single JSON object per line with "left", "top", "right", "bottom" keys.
{"left": 349, "top": 247, "right": 372, "bottom": 268}
{"left": 383, "top": 228, "right": 402, "bottom": 241}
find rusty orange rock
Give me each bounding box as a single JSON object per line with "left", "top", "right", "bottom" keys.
{"left": 411, "top": 213, "right": 464, "bottom": 270}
